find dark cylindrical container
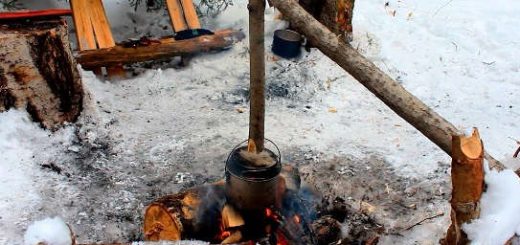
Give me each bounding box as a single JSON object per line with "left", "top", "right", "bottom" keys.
{"left": 225, "top": 142, "right": 282, "bottom": 211}
{"left": 272, "top": 29, "right": 302, "bottom": 59}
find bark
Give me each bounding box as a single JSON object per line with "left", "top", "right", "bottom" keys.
{"left": 269, "top": 0, "right": 506, "bottom": 170}
{"left": 0, "top": 19, "right": 83, "bottom": 129}
{"left": 76, "top": 29, "right": 244, "bottom": 67}
{"left": 248, "top": 0, "right": 266, "bottom": 152}
{"left": 299, "top": 0, "right": 355, "bottom": 41}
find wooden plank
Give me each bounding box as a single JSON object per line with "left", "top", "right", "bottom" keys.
{"left": 180, "top": 0, "right": 201, "bottom": 29}
{"left": 87, "top": 0, "right": 115, "bottom": 48}
{"left": 70, "top": 0, "right": 102, "bottom": 75}
{"left": 87, "top": 0, "right": 125, "bottom": 78}
{"left": 166, "top": 0, "right": 188, "bottom": 32}
{"left": 70, "top": 0, "right": 97, "bottom": 50}
{"left": 0, "top": 9, "right": 72, "bottom": 20}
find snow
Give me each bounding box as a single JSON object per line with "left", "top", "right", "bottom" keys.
{"left": 24, "top": 217, "right": 72, "bottom": 245}
{"left": 463, "top": 163, "right": 520, "bottom": 245}
{"left": 0, "top": 0, "right": 519, "bottom": 244}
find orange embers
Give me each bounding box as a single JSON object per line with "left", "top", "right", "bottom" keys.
{"left": 219, "top": 226, "right": 231, "bottom": 241}
{"left": 293, "top": 215, "right": 301, "bottom": 224}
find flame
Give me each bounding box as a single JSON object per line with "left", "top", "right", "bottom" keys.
{"left": 265, "top": 208, "right": 273, "bottom": 217}
{"left": 276, "top": 230, "right": 289, "bottom": 245}
{"left": 220, "top": 230, "right": 231, "bottom": 240}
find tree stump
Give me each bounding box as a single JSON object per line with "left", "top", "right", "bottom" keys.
{"left": 299, "top": 0, "right": 355, "bottom": 42}
{"left": 0, "top": 18, "right": 83, "bottom": 129}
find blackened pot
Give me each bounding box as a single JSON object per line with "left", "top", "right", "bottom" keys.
{"left": 272, "top": 29, "right": 302, "bottom": 59}
{"left": 225, "top": 140, "right": 282, "bottom": 211}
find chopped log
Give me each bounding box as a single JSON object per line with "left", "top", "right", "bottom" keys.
{"left": 76, "top": 29, "right": 244, "bottom": 67}
{"left": 248, "top": 0, "right": 267, "bottom": 152}
{"left": 144, "top": 182, "right": 225, "bottom": 242}
{"left": 269, "top": 0, "right": 506, "bottom": 171}
{"left": 0, "top": 19, "right": 83, "bottom": 129}
{"left": 445, "top": 128, "right": 484, "bottom": 244}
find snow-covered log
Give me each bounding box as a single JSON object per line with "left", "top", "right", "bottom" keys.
{"left": 0, "top": 19, "right": 83, "bottom": 129}
{"left": 269, "top": 0, "right": 506, "bottom": 170}
{"left": 75, "top": 29, "right": 244, "bottom": 67}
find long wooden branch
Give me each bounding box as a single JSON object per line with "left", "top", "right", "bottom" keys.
{"left": 248, "top": 0, "right": 266, "bottom": 152}
{"left": 75, "top": 29, "right": 244, "bottom": 67}
{"left": 270, "top": 0, "right": 506, "bottom": 170}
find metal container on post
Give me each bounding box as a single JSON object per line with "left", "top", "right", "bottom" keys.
{"left": 225, "top": 140, "right": 282, "bottom": 211}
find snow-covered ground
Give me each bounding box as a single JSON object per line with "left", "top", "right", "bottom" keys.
{"left": 1, "top": 0, "right": 520, "bottom": 244}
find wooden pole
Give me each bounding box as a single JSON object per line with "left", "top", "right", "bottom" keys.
{"left": 248, "top": 0, "right": 266, "bottom": 152}
{"left": 269, "top": 0, "right": 506, "bottom": 170}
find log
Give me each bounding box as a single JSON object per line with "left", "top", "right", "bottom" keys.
{"left": 269, "top": 0, "right": 506, "bottom": 170}
{"left": 444, "top": 128, "right": 484, "bottom": 244}
{"left": 76, "top": 29, "right": 245, "bottom": 67}
{"left": 143, "top": 182, "right": 226, "bottom": 242}
{"left": 248, "top": 0, "right": 267, "bottom": 152}
{"left": 0, "top": 19, "right": 83, "bottom": 129}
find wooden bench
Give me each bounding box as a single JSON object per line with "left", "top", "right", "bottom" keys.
{"left": 69, "top": 0, "right": 125, "bottom": 78}
{"left": 69, "top": 0, "right": 243, "bottom": 79}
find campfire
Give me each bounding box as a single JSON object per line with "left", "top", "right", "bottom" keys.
{"left": 144, "top": 141, "right": 320, "bottom": 244}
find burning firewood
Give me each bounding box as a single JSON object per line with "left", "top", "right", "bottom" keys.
{"left": 221, "top": 230, "right": 243, "bottom": 244}
{"left": 221, "top": 204, "right": 245, "bottom": 230}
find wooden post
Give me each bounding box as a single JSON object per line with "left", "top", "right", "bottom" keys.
{"left": 248, "top": 0, "right": 266, "bottom": 152}
{"left": 268, "top": 0, "right": 506, "bottom": 170}
{"left": 444, "top": 128, "right": 484, "bottom": 244}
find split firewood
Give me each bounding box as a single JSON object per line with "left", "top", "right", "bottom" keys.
{"left": 268, "top": 0, "right": 506, "bottom": 171}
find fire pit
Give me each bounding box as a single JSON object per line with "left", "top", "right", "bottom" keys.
{"left": 143, "top": 140, "right": 319, "bottom": 244}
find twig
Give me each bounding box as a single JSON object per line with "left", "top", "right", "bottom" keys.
{"left": 509, "top": 137, "right": 520, "bottom": 158}
{"left": 433, "top": 0, "right": 454, "bottom": 17}
{"left": 404, "top": 213, "right": 444, "bottom": 231}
